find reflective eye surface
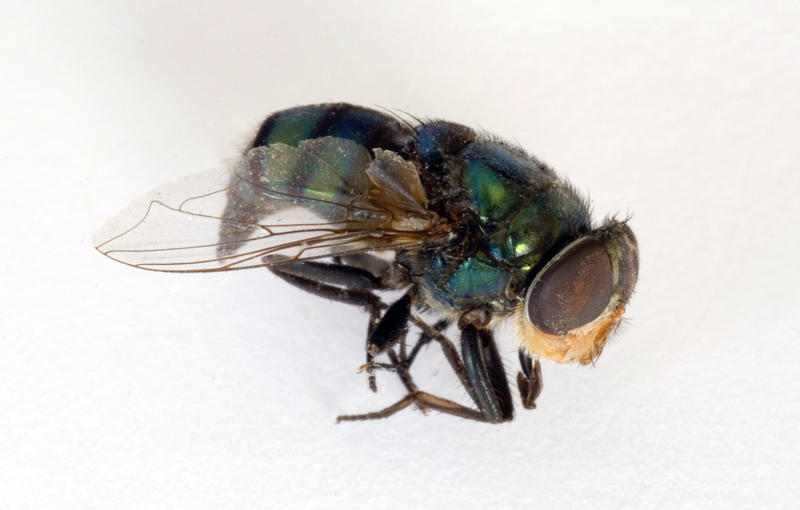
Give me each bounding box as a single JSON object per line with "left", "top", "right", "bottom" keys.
{"left": 525, "top": 238, "right": 613, "bottom": 335}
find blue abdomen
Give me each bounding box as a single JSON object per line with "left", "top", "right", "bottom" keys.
{"left": 251, "top": 103, "right": 413, "bottom": 155}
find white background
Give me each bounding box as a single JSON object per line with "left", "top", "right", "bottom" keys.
{"left": 2, "top": 1, "right": 799, "bottom": 508}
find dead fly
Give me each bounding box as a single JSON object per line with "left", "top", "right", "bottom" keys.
{"left": 96, "top": 104, "right": 638, "bottom": 423}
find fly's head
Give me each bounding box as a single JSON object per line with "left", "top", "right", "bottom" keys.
{"left": 515, "top": 220, "right": 639, "bottom": 364}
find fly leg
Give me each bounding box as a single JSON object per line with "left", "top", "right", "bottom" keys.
{"left": 337, "top": 391, "right": 488, "bottom": 423}
{"left": 362, "top": 319, "right": 449, "bottom": 372}
{"left": 337, "top": 323, "right": 516, "bottom": 423}
{"left": 458, "top": 325, "right": 514, "bottom": 422}
{"left": 269, "top": 258, "right": 517, "bottom": 423}
{"left": 407, "top": 316, "right": 480, "bottom": 406}
{"left": 266, "top": 256, "right": 415, "bottom": 393}
{"left": 517, "top": 350, "right": 543, "bottom": 409}
{"left": 398, "top": 319, "right": 449, "bottom": 369}
{"left": 268, "top": 260, "right": 385, "bottom": 309}
{"left": 361, "top": 293, "right": 429, "bottom": 411}
{"left": 332, "top": 254, "right": 408, "bottom": 290}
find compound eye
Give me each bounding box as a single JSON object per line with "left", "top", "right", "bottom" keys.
{"left": 525, "top": 238, "right": 613, "bottom": 335}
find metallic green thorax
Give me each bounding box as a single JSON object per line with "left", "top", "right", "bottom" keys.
{"left": 417, "top": 137, "right": 591, "bottom": 312}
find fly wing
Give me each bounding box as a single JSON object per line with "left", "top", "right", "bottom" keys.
{"left": 95, "top": 137, "right": 444, "bottom": 272}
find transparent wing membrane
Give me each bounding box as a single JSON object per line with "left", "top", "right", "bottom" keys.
{"left": 95, "top": 138, "right": 445, "bottom": 272}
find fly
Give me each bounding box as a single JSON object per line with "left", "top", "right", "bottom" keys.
{"left": 95, "top": 103, "right": 639, "bottom": 423}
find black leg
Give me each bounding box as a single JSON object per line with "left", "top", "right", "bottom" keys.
{"left": 336, "top": 391, "right": 489, "bottom": 423}
{"left": 269, "top": 258, "right": 522, "bottom": 424}
{"left": 359, "top": 319, "right": 448, "bottom": 414}
{"left": 272, "top": 259, "right": 384, "bottom": 290}
{"left": 517, "top": 350, "right": 543, "bottom": 410}
{"left": 460, "top": 325, "right": 514, "bottom": 423}
{"left": 333, "top": 253, "right": 407, "bottom": 289}
{"left": 407, "top": 315, "right": 480, "bottom": 407}
{"left": 364, "top": 293, "right": 412, "bottom": 393}
{"left": 361, "top": 319, "right": 448, "bottom": 374}
{"left": 367, "top": 294, "right": 411, "bottom": 355}
{"left": 341, "top": 318, "right": 518, "bottom": 424}
{"left": 401, "top": 319, "right": 449, "bottom": 368}
{"left": 268, "top": 259, "right": 390, "bottom": 392}
{"left": 480, "top": 329, "right": 514, "bottom": 419}
{"left": 386, "top": 319, "right": 447, "bottom": 414}
{"left": 384, "top": 349, "right": 429, "bottom": 414}
{"left": 269, "top": 266, "right": 382, "bottom": 310}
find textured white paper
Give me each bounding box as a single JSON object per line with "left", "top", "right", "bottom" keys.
{"left": 1, "top": 2, "right": 798, "bottom": 508}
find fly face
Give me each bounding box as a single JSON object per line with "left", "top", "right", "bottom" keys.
{"left": 96, "top": 103, "right": 639, "bottom": 424}
{"left": 518, "top": 222, "right": 638, "bottom": 364}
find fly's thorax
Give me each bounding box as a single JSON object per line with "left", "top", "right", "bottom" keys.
{"left": 408, "top": 128, "right": 593, "bottom": 317}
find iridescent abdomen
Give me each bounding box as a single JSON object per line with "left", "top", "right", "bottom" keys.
{"left": 234, "top": 103, "right": 416, "bottom": 222}
{"left": 251, "top": 103, "right": 414, "bottom": 153}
